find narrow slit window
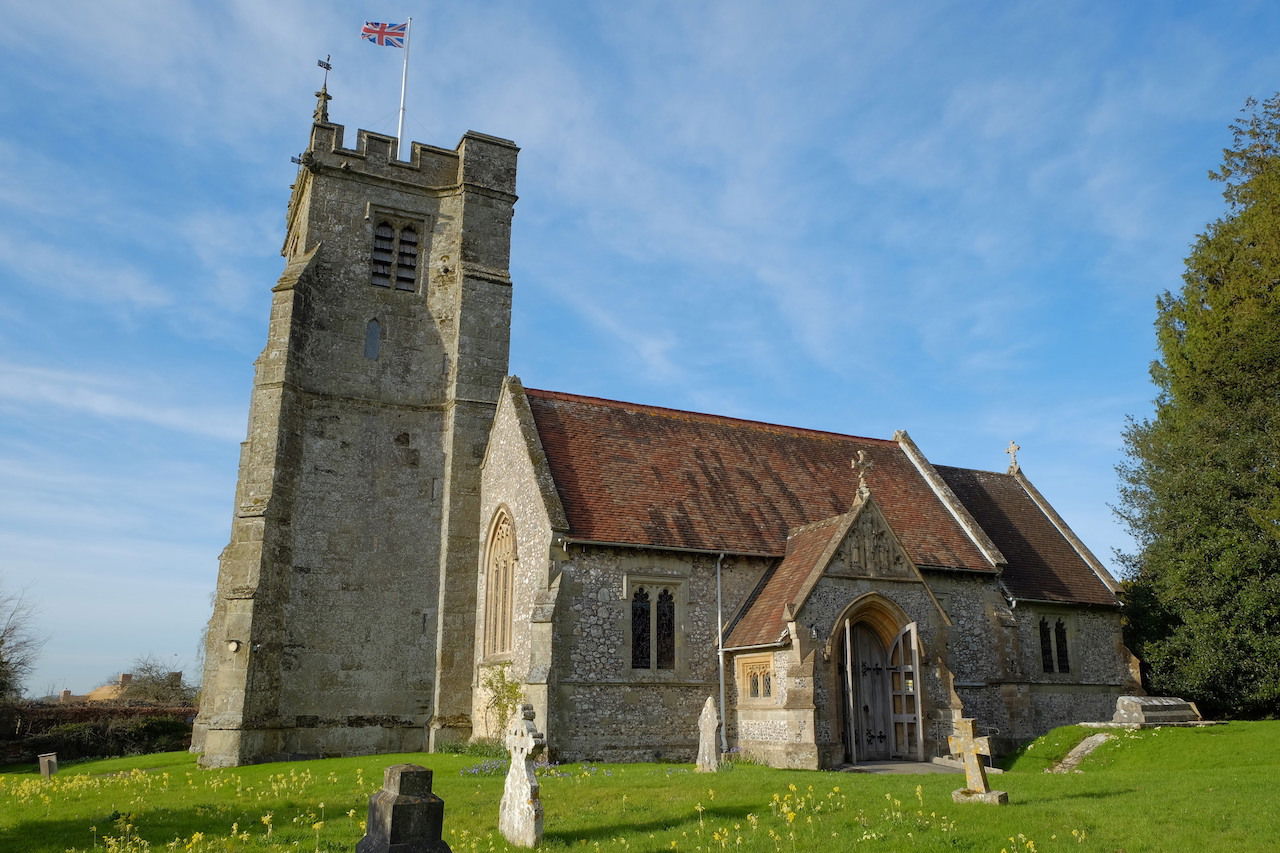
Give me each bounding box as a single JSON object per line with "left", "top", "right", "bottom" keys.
{"left": 655, "top": 588, "right": 675, "bottom": 669}
{"left": 1054, "top": 620, "right": 1070, "bottom": 673}
{"left": 363, "top": 319, "right": 381, "bottom": 360}
{"left": 631, "top": 587, "right": 651, "bottom": 669}
{"left": 1039, "top": 618, "right": 1055, "bottom": 673}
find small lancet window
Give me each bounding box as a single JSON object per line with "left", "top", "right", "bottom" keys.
{"left": 363, "top": 319, "right": 381, "bottom": 360}
{"left": 395, "top": 226, "right": 418, "bottom": 291}
{"left": 1054, "top": 619, "right": 1070, "bottom": 673}
{"left": 631, "top": 584, "right": 676, "bottom": 671}
{"left": 631, "top": 587, "right": 651, "bottom": 669}
{"left": 483, "top": 512, "right": 516, "bottom": 657}
{"left": 371, "top": 222, "right": 394, "bottom": 287}
{"left": 1039, "top": 618, "right": 1055, "bottom": 673}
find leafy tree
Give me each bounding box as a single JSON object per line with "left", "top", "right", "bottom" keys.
{"left": 1118, "top": 94, "right": 1280, "bottom": 718}
{"left": 0, "top": 582, "right": 43, "bottom": 701}
{"left": 98, "top": 655, "right": 197, "bottom": 705}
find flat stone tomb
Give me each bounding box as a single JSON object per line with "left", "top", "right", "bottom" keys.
{"left": 695, "top": 696, "right": 720, "bottom": 773}
{"left": 948, "top": 715, "right": 1008, "bottom": 805}
{"left": 499, "top": 704, "right": 546, "bottom": 848}
{"left": 355, "top": 763, "right": 451, "bottom": 853}
{"left": 1112, "top": 695, "right": 1202, "bottom": 725}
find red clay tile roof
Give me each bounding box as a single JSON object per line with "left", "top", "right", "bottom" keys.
{"left": 934, "top": 467, "right": 1118, "bottom": 607}
{"left": 725, "top": 514, "right": 850, "bottom": 647}
{"left": 524, "top": 388, "right": 992, "bottom": 570}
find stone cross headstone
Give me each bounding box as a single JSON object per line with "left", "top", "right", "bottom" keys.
{"left": 695, "top": 696, "right": 720, "bottom": 772}
{"left": 355, "top": 763, "right": 451, "bottom": 853}
{"left": 499, "top": 703, "right": 546, "bottom": 848}
{"left": 947, "top": 713, "right": 1008, "bottom": 805}
{"left": 38, "top": 753, "right": 57, "bottom": 779}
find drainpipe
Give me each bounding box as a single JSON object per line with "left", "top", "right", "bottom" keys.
{"left": 715, "top": 552, "right": 728, "bottom": 754}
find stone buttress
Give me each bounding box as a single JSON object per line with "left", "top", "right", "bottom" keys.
{"left": 194, "top": 93, "right": 517, "bottom": 766}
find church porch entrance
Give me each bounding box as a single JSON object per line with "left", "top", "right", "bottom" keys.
{"left": 832, "top": 601, "right": 923, "bottom": 764}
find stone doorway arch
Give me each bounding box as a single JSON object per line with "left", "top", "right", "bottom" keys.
{"left": 830, "top": 594, "right": 923, "bottom": 763}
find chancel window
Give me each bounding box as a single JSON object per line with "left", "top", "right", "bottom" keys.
{"left": 370, "top": 221, "right": 420, "bottom": 291}
{"left": 483, "top": 512, "right": 516, "bottom": 657}
{"left": 631, "top": 584, "right": 676, "bottom": 670}
{"left": 1039, "top": 617, "right": 1070, "bottom": 674}
{"left": 742, "top": 658, "right": 773, "bottom": 700}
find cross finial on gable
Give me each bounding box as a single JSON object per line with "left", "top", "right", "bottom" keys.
{"left": 851, "top": 450, "right": 874, "bottom": 497}
{"left": 1005, "top": 440, "right": 1021, "bottom": 474}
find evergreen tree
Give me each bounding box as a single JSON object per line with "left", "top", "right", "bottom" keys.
{"left": 1118, "top": 94, "right": 1280, "bottom": 718}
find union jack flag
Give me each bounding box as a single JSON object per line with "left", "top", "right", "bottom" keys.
{"left": 361, "top": 21, "right": 407, "bottom": 47}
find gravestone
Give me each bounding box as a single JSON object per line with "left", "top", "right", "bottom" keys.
{"left": 38, "top": 753, "right": 57, "bottom": 779}
{"left": 695, "top": 696, "right": 719, "bottom": 772}
{"left": 355, "top": 763, "right": 451, "bottom": 853}
{"left": 1112, "top": 696, "right": 1201, "bottom": 725}
{"left": 947, "top": 713, "right": 1007, "bottom": 805}
{"left": 499, "top": 703, "right": 546, "bottom": 848}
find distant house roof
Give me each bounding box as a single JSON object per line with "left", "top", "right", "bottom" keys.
{"left": 524, "top": 388, "right": 992, "bottom": 570}
{"left": 520, "top": 387, "right": 1118, "bottom": 612}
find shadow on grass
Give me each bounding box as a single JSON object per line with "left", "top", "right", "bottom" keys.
{"left": 545, "top": 803, "right": 755, "bottom": 845}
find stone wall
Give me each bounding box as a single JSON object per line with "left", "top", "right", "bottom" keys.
{"left": 196, "top": 116, "right": 517, "bottom": 766}
{"left": 547, "top": 546, "right": 767, "bottom": 763}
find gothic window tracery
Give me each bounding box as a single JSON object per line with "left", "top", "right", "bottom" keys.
{"left": 631, "top": 583, "right": 677, "bottom": 671}
{"left": 483, "top": 512, "right": 516, "bottom": 657}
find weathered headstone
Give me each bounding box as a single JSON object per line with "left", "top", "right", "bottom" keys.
{"left": 499, "top": 703, "right": 545, "bottom": 848}
{"left": 1112, "top": 696, "right": 1201, "bottom": 725}
{"left": 37, "top": 753, "right": 57, "bottom": 779}
{"left": 355, "top": 763, "right": 451, "bottom": 853}
{"left": 947, "top": 713, "right": 1007, "bottom": 805}
{"left": 695, "top": 696, "right": 720, "bottom": 772}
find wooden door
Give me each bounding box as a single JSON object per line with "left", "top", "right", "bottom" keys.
{"left": 888, "top": 622, "right": 922, "bottom": 759}
{"left": 852, "top": 623, "right": 891, "bottom": 760}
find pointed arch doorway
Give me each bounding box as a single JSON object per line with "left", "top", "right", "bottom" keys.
{"left": 833, "top": 596, "right": 923, "bottom": 763}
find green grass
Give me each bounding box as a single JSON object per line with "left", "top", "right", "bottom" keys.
{"left": 3, "top": 722, "right": 1278, "bottom": 852}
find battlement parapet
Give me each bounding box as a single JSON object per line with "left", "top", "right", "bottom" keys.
{"left": 306, "top": 120, "right": 517, "bottom": 195}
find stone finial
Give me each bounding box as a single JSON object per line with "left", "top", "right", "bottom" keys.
{"left": 313, "top": 86, "right": 332, "bottom": 124}
{"left": 947, "top": 711, "right": 1008, "bottom": 805}
{"left": 1005, "top": 440, "right": 1021, "bottom": 474}
{"left": 499, "top": 704, "right": 546, "bottom": 847}
{"left": 356, "top": 764, "right": 451, "bottom": 853}
{"left": 851, "top": 450, "right": 874, "bottom": 496}
{"left": 695, "top": 696, "right": 720, "bottom": 772}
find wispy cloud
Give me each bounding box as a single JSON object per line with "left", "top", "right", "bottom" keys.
{"left": 0, "top": 362, "right": 242, "bottom": 441}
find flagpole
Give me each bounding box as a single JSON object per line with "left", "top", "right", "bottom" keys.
{"left": 397, "top": 17, "right": 412, "bottom": 159}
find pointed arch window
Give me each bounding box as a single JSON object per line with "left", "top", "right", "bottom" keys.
{"left": 483, "top": 512, "right": 516, "bottom": 657}
{"left": 630, "top": 583, "right": 677, "bottom": 670}
{"left": 1039, "top": 617, "right": 1070, "bottom": 674}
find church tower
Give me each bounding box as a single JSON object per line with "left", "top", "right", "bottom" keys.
{"left": 194, "top": 90, "right": 517, "bottom": 766}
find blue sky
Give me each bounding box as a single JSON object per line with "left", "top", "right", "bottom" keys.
{"left": 2, "top": 1, "right": 1277, "bottom": 695}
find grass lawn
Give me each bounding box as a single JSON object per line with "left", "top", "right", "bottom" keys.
{"left": 2, "top": 721, "right": 1276, "bottom": 852}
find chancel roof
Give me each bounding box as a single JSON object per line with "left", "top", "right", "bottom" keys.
{"left": 935, "top": 466, "right": 1118, "bottom": 607}
{"left": 523, "top": 388, "right": 992, "bottom": 570}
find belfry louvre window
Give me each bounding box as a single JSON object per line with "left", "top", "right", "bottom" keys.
{"left": 1039, "top": 617, "right": 1070, "bottom": 674}
{"left": 370, "top": 221, "right": 420, "bottom": 291}
{"left": 631, "top": 585, "right": 675, "bottom": 670}
{"left": 483, "top": 512, "right": 516, "bottom": 657}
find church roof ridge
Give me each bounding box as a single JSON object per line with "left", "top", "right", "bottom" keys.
{"left": 522, "top": 387, "right": 899, "bottom": 446}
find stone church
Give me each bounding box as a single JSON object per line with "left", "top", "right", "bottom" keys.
{"left": 193, "top": 94, "right": 1140, "bottom": 768}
